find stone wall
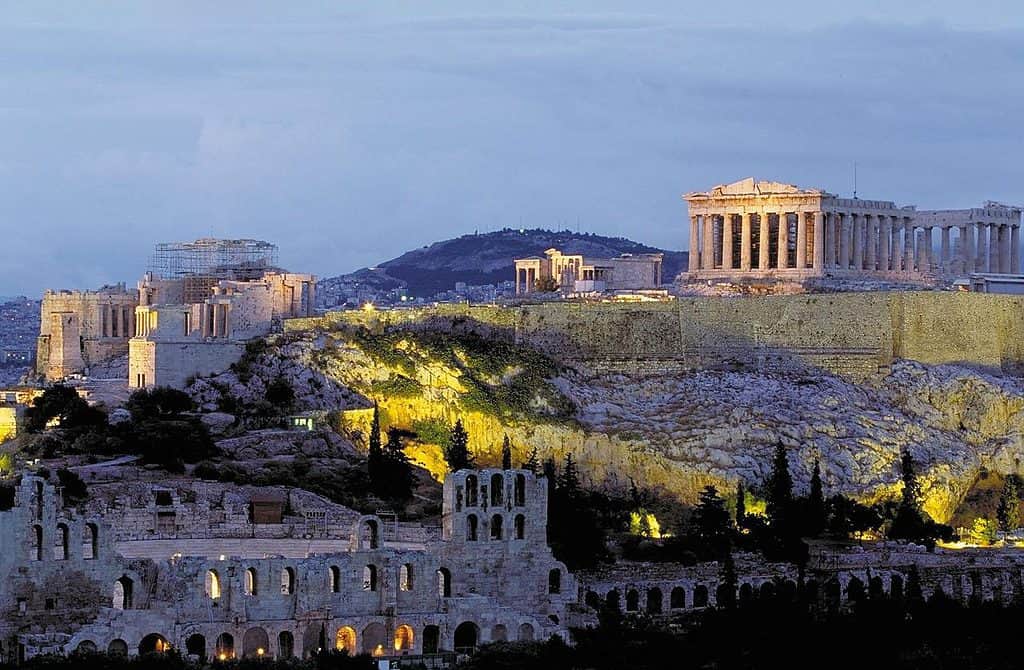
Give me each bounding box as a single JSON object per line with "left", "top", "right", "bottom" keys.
{"left": 128, "top": 340, "right": 245, "bottom": 390}
{"left": 36, "top": 287, "right": 138, "bottom": 381}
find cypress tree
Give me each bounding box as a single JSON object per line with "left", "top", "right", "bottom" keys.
{"left": 899, "top": 449, "right": 921, "bottom": 513}
{"left": 766, "top": 442, "right": 793, "bottom": 531}
{"left": 367, "top": 404, "right": 384, "bottom": 485}
{"left": 444, "top": 418, "right": 474, "bottom": 472}
{"left": 997, "top": 476, "right": 1019, "bottom": 533}
{"left": 719, "top": 551, "right": 738, "bottom": 609}
{"left": 521, "top": 446, "right": 539, "bottom": 473}
{"left": 559, "top": 454, "right": 581, "bottom": 498}
{"left": 807, "top": 458, "right": 827, "bottom": 537}
{"left": 501, "top": 434, "right": 512, "bottom": 470}
{"left": 694, "top": 485, "right": 731, "bottom": 542}
{"left": 735, "top": 481, "right": 746, "bottom": 528}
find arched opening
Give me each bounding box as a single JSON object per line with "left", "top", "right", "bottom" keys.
{"left": 138, "top": 634, "right": 170, "bottom": 655}
{"left": 465, "top": 475, "right": 478, "bottom": 506}
{"left": 215, "top": 633, "right": 235, "bottom": 661}
{"left": 363, "top": 565, "right": 378, "bottom": 591}
{"left": 626, "top": 589, "right": 640, "bottom": 611}
{"left": 277, "top": 631, "right": 294, "bottom": 660}
{"left": 606, "top": 589, "right": 621, "bottom": 610}
{"left": 394, "top": 624, "right": 414, "bottom": 653}
{"left": 490, "top": 514, "right": 503, "bottom": 540}
{"left": 487, "top": 624, "right": 507, "bottom": 643}
{"left": 759, "top": 582, "right": 776, "bottom": 602}
{"left": 422, "top": 625, "right": 441, "bottom": 654}
{"left": 803, "top": 579, "right": 820, "bottom": 606}
{"left": 329, "top": 566, "right": 341, "bottom": 593}
{"left": 514, "top": 514, "right": 525, "bottom": 539}
{"left": 869, "top": 576, "right": 885, "bottom": 600}
{"left": 400, "top": 563, "right": 414, "bottom": 591}
{"left": 185, "top": 634, "right": 206, "bottom": 660}
{"left": 890, "top": 574, "right": 905, "bottom": 600}
{"left": 517, "top": 623, "right": 535, "bottom": 642}
{"left": 242, "top": 627, "right": 269, "bottom": 659}
{"left": 454, "top": 622, "right": 479, "bottom": 654}
{"left": 824, "top": 577, "right": 841, "bottom": 610}
{"left": 647, "top": 587, "right": 663, "bottom": 614}
{"left": 514, "top": 474, "right": 526, "bottom": 506}
{"left": 585, "top": 591, "right": 602, "bottom": 610}
{"left": 670, "top": 587, "right": 686, "bottom": 609}
{"left": 83, "top": 523, "right": 98, "bottom": 560}
{"left": 31, "top": 525, "right": 42, "bottom": 561}
{"left": 693, "top": 585, "right": 709, "bottom": 607}
{"left": 548, "top": 569, "right": 561, "bottom": 594}
{"left": 715, "top": 583, "right": 733, "bottom": 608}
{"left": 929, "top": 585, "right": 947, "bottom": 604}
{"left": 738, "top": 583, "right": 754, "bottom": 607}
{"left": 113, "top": 576, "right": 133, "bottom": 610}
{"left": 490, "top": 474, "right": 504, "bottom": 506}
{"left": 335, "top": 626, "right": 356, "bottom": 653}
{"left": 205, "top": 570, "right": 221, "bottom": 600}
{"left": 438, "top": 568, "right": 452, "bottom": 597}
{"left": 245, "top": 567, "right": 258, "bottom": 596}
{"left": 362, "top": 519, "right": 379, "bottom": 549}
{"left": 466, "top": 514, "right": 478, "bottom": 541}
{"left": 107, "top": 639, "right": 128, "bottom": 657}
{"left": 847, "top": 576, "right": 866, "bottom": 604}
{"left": 361, "top": 622, "right": 387, "bottom": 656}
{"left": 281, "top": 567, "right": 296, "bottom": 595}
{"left": 75, "top": 640, "right": 97, "bottom": 654}
{"left": 55, "top": 523, "right": 69, "bottom": 560}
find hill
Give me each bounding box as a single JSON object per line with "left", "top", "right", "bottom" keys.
{"left": 318, "top": 228, "right": 686, "bottom": 305}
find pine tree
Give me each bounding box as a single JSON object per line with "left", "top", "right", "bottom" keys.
{"left": 899, "top": 450, "right": 921, "bottom": 513}
{"left": 367, "top": 404, "right": 384, "bottom": 486}
{"left": 444, "top": 418, "right": 474, "bottom": 472}
{"left": 735, "top": 481, "right": 746, "bottom": 528}
{"left": 693, "top": 485, "right": 731, "bottom": 542}
{"left": 501, "top": 434, "right": 512, "bottom": 470}
{"left": 807, "top": 458, "right": 827, "bottom": 537}
{"left": 766, "top": 442, "right": 793, "bottom": 531}
{"left": 521, "top": 446, "right": 539, "bottom": 473}
{"left": 378, "top": 427, "right": 414, "bottom": 500}
{"left": 997, "top": 476, "right": 1019, "bottom": 533}
{"left": 559, "top": 454, "right": 581, "bottom": 498}
{"left": 718, "top": 551, "right": 737, "bottom": 609}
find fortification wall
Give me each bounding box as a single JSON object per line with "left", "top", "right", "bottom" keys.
{"left": 286, "top": 293, "right": 1024, "bottom": 379}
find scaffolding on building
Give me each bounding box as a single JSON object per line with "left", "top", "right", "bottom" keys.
{"left": 147, "top": 239, "right": 280, "bottom": 304}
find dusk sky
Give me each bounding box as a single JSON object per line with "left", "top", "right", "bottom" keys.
{"left": 2, "top": 1, "right": 1022, "bottom": 296}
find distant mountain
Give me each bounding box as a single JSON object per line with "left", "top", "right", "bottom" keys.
{"left": 319, "top": 228, "right": 686, "bottom": 303}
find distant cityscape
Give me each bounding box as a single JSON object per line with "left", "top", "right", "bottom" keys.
{"left": 0, "top": 297, "right": 39, "bottom": 385}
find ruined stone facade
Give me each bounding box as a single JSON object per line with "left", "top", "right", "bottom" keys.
{"left": 34, "top": 285, "right": 138, "bottom": 381}
{"left": 0, "top": 469, "right": 575, "bottom": 663}
{"left": 514, "top": 248, "right": 664, "bottom": 295}
{"left": 685, "top": 178, "right": 1021, "bottom": 281}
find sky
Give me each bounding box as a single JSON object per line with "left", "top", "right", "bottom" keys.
{"left": 1, "top": 1, "right": 1023, "bottom": 296}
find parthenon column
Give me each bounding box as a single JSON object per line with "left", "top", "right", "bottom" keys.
{"left": 795, "top": 213, "right": 807, "bottom": 270}
{"left": 776, "top": 213, "right": 789, "bottom": 269}
{"left": 702, "top": 215, "right": 715, "bottom": 270}
{"left": 878, "top": 216, "right": 890, "bottom": 272}
{"left": 740, "top": 213, "right": 753, "bottom": 271}
{"left": 940, "top": 227, "right": 951, "bottom": 273}
{"left": 919, "top": 228, "right": 933, "bottom": 272}
{"left": 838, "top": 213, "right": 851, "bottom": 269}
{"left": 688, "top": 216, "right": 700, "bottom": 273}
{"left": 960, "top": 224, "right": 972, "bottom": 275}
{"left": 903, "top": 218, "right": 914, "bottom": 272}
{"left": 1012, "top": 226, "right": 1021, "bottom": 274}
{"left": 824, "top": 213, "right": 835, "bottom": 268}
{"left": 851, "top": 214, "right": 863, "bottom": 270}
{"left": 758, "top": 212, "right": 770, "bottom": 271}
{"left": 722, "top": 214, "right": 734, "bottom": 271}
{"left": 988, "top": 223, "right": 999, "bottom": 273}
{"left": 999, "top": 224, "right": 1011, "bottom": 273}
{"left": 890, "top": 216, "right": 902, "bottom": 271}
{"left": 864, "top": 214, "right": 876, "bottom": 271}
{"left": 812, "top": 212, "right": 825, "bottom": 272}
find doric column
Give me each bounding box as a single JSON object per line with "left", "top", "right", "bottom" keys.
{"left": 740, "top": 213, "right": 753, "bottom": 271}
{"left": 795, "top": 212, "right": 807, "bottom": 269}
{"left": 959, "top": 224, "right": 972, "bottom": 275}
{"left": 812, "top": 211, "right": 825, "bottom": 272}
{"left": 776, "top": 213, "right": 789, "bottom": 269}
{"left": 722, "top": 214, "right": 734, "bottom": 271}
{"left": 864, "top": 214, "right": 876, "bottom": 271}
{"left": 878, "top": 216, "right": 890, "bottom": 272}
{"left": 903, "top": 217, "right": 914, "bottom": 271}
{"left": 920, "top": 228, "right": 932, "bottom": 272}
{"left": 940, "top": 227, "right": 951, "bottom": 273}
{"left": 688, "top": 216, "right": 701, "bottom": 273}
{"left": 703, "top": 215, "right": 715, "bottom": 270}
{"left": 975, "top": 222, "right": 987, "bottom": 272}
{"left": 1012, "top": 225, "right": 1021, "bottom": 274}
{"left": 890, "top": 216, "right": 902, "bottom": 271}
{"left": 999, "top": 224, "right": 1011, "bottom": 273}
{"left": 758, "top": 212, "right": 770, "bottom": 271}
{"left": 989, "top": 223, "right": 999, "bottom": 273}
{"left": 823, "top": 213, "right": 835, "bottom": 268}
{"left": 851, "top": 214, "right": 863, "bottom": 270}
{"left": 838, "top": 213, "right": 851, "bottom": 269}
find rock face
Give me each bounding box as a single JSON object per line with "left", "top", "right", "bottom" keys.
{"left": 216, "top": 428, "right": 361, "bottom": 461}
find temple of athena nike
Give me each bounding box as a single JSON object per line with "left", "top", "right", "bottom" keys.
{"left": 685, "top": 178, "right": 1022, "bottom": 280}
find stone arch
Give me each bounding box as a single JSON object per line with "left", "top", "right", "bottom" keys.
{"left": 75, "top": 640, "right": 97, "bottom": 654}
{"left": 514, "top": 514, "right": 525, "bottom": 539}
{"left": 354, "top": 516, "right": 381, "bottom": 549}
{"left": 329, "top": 565, "right": 341, "bottom": 593}
{"left": 694, "top": 584, "right": 709, "bottom": 608}
{"left": 847, "top": 576, "right": 866, "bottom": 604}
{"left": 361, "top": 622, "right": 387, "bottom": 655}
{"left": 245, "top": 567, "right": 258, "bottom": 596}
{"left": 31, "top": 524, "right": 43, "bottom": 561}
{"left": 335, "top": 626, "right": 356, "bottom": 653}
{"left": 277, "top": 631, "right": 295, "bottom": 659}
{"left": 490, "top": 514, "right": 503, "bottom": 540}
{"left": 514, "top": 474, "right": 526, "bottom": 506}
{"left": 670, "top": 586, "right": 686, "bottom": 609}
{"left": 491, "top": 624, "right": 508, "bottom": 642}
{"left": 869, "top": 575, "right": 885, "bottom": 600}
{"left": 465, "top": 475, "right": 478, "bottom": 506}
{"left": 491, "top": 473, "right": 504, "bottom": 506}
{"left": 738, "top": 583, "right": 754, "bottom": 607}
{"left": 585, "top": 590, "right": 602, "bottom": 610}
{"left": 759, "top": 581, "right": 776, "bottom": 601}
{"left": 83, "top": 522, "right": 99, "bottom": 560}
{"left": 606, "top": 588, "right": 621, "bottom": 610}
{"left": 107, "top": 639, "right": 128, "bottom": 656}
{"left": 55, "top": 522, "right": 69, "bottom": 560}
{"left": 626, "top": 588, "right": 640, "bottom": 611}
{"left": 215, "top": 633, "right": 235, "bottom": 660}
{"left": 454, "top": 621, "right": 480, "bottom": 653}
{"left": 205, "top": 569, "right": 222, "bottom": 600}
{"left": 423, "top": 625, "right": 441, "bottom": 654}
{"left": 113, "top": 575, "right": 133, "bottom": 610}
{"left": 400, "top": 563, "right": 414, "bottom": 591}
{"left": 281, "top": 566, "right": 296, "bottom": 595}
{"left": 647, "top": 587, "right": 663, "bottom": 614}
{"left": 363, "top": 564, "right": 378, "bottom": 591}
{"left": 185, "top": 633, "right": 206, "bottom": 659}
{"left": 395, "top": 624, "right": 414, "bottom": 652}
{"left": 242, "top": 627, "right": 269, "bottom": 658}
{"left": 548, "top": 568, "right": 561, "bottom": 594}
{"left": 517, "top": 623, "right": 535, "bottom": 642}
{"left": 466, "top": 514, "right": 478, "bottom": 541}
{"left": 438, "top": 567, "right": 452, "bottom": 597}
{"left": 138, "top": 633, "right": 170, "bottom": 655}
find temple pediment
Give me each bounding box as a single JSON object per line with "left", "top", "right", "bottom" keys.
{"left": 712, "top": 178, "right": 820, "bottom": 196}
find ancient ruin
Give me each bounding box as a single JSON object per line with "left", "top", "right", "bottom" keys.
{"left": 514, "top": 248, "right": 664, "bottom": 295}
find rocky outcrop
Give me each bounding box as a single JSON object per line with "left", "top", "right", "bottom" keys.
{"left": 215, "top": 428, "right": 361, "bottom": 461}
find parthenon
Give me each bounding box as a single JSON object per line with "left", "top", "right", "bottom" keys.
{"left": 685, "top": 178, "right": 1022, "bottom": 280}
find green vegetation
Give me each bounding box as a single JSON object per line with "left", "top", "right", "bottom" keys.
{"left": 25, "top": 385, "right": 105, "bottom": 433}
{"left": 888, "top": 450, "right": 955, "bottom": 549}
{"left": 444, "top": 418, "right": 474, "bottom": 472}
{"left": 367, "top": 405, "right": 414, "bottom": 502}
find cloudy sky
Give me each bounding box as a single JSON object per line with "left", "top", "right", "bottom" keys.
{"left": 2, "top": 1, "right": 1022, "bottom": 296}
